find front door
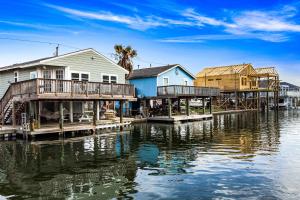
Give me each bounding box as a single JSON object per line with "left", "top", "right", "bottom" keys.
{"left": 56, "top": 69, "right": 64, "bottom": 92}
{"left": 43, "top": 70, "right": 52, "bottom": 93}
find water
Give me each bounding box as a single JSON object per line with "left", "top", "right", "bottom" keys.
{"left": 0, "top": 110, "right": 300, "bottom": 199}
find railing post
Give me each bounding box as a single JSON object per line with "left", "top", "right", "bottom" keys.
{"left": 99, "top": 83, "right": 101, "bottom": 97}
{"left": 55, "top": 79, "right": 58, "bottom": 96}
{"left": 86, "top": 82, "right": 88, "bottom": 97}
{"left": 36, "top": 79, "right": 39, "bottom": 95}
{"left": 111, "top": 83, "right": 113, "bottom": 96}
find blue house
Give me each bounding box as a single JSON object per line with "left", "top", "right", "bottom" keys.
{"left": 128, "top": 64, "right": 196, "bottom": 98}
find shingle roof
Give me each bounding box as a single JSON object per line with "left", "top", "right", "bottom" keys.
{"left": 128, "top": 64, "right": 178, "bottom": 79}
{"left": 196, "top": 64, "right": 251, "bottom": 77}
{"left": 0, "top": 56, "right": 54, "bottom": 71}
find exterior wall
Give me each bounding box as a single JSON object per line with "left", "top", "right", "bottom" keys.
{"left": 194, "top": 65, "right": 258, "bottom": 91}
{"left": 42, "top": 50, "right": 128, "bottom": 83}
{"left": 157, "top": 66, "right": 194, "bottom": 86}
{"left": 0, "top": 67, "right": 37, "bottom": 98}
{"left": 194, "top": 74, "right": 240, "bottom": 91}
{"left": 129, "top": 77, "right": 157, "bottom": 97}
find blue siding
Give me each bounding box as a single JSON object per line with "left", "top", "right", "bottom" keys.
{"left": 129, "top": 77, "right": 157, "bottom": 97}
{"left": 157, "top": 66, "right": 194, "bottom": 86}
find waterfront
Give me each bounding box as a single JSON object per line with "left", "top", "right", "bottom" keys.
{"left": 0, "top": 110, "right": 300, "bottom": 199}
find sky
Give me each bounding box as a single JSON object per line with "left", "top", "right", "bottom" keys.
{"left": 0, "top": 0, "right": 300, "bottom": 85}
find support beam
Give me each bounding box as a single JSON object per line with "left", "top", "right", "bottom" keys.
{"left": 93, "top": 100, "right": 97, "bottom": 126}
{"left": 29, "top": 101, "right": 34, "bottom": 131}
{"left": 12, "top": 101, "right": 16, "bottom": 128}
{"left": 266, "top": 92, "right": 269, "bottom": 112}
{"left": 177, "top": 98, "right": 181, "bottom": 114}
{"left": 36, "top": 101, "right": 41, "bottom": 129}
{"left": 186, "top": 98, "right": 190, "bottom": 116}
{"left": 257, "top": 92, "right": 261, "bottom": 111}
{"left": 69, "top": 101, "right": 73, "bottom": 123}
{"left": 120, "top": 100, "right": 124, "bottom": 123}
{"left": 96, "top": 101, "right": 100, "bottom": 121}
{"left": 235, "top": 92, "right": 238, "bottom": 110}
{"left": 168, "top": 98, "right": 172, "bottom": 118}
{"left": 203, "top": 98, "right": 206, "bottom": 114}
{"left": 209, "top": 97, "right": 212, "bottom": 114}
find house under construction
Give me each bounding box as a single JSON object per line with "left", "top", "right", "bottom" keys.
{"left": 194, "top": 64, "right": 280, "bottom": 111}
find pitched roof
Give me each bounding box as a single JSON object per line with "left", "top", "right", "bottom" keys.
{"left": 254, "top": 67, "right": 278, "bottom": 77}
{"left": 128, "top": 64, "right": 178, "bottom": 79}
{"left": 0, "top": 56, "right": 54, "bottom": 71}
{"left": 196, "top": 64, "right": 251, "bottom": 77}
{"left": 0, "top": 48, "right": 129, "bottom": 73}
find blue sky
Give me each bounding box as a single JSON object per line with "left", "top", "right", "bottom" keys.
{"left": 0, "top": 0, "right": 300, "bottom": 85}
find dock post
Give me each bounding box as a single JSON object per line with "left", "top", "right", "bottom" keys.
{"left": 36, "top": 101, "right": 41, "bottom": 129}
{"left": 168, "top": 98, "right": 172, "bottom": 118}
{"left": 203, "top": 98, "right": 206, "bottom": 114}
{"left": 69, "top": 101, "right": 73, "bottom": 123}
{"left": 266, "top": 91, "right": 269, "bottom": 112}
{"left": 186, "top": 98, "right": 190, "bottom": 116}
{"left": 257, "top": 91, "right": 261, "bottom": 111}
{"left": 59, "top": 102, "right": 64, "bottom": 132}
{"left": 96, "top": 100, "right": 100, "bottom": 121}
{"left": 177, "top": 98, "right": 181, "bottom": 113}
{"left": 235, "top": 92, "right": 238, "bottom": 110}
{"left": 12, "top": 101, "right": 16, "bottom": 128}
{"left": 209, "top": 97, "right": 212, "bottom": 114}
{"left": 120, "top": 100, "right": 124, "bottom": 123}
{"left": 93, "top": 100, "right": 97, "bottom": 127}
{"left": 29, "top": 101, "right": 34, "bottom": 131}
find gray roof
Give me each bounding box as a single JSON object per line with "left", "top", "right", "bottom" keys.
{"left": 0, "top": 56, "right": 54, "bottom": 71}
{"left": 128, "top": 64, "right": 181, "bottom": 79}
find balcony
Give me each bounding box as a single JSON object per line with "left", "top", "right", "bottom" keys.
{"left": 2, "top": 78, "right": 136, "bottom": 103}
{"left": 157, "top": 85, "right": 220, "bottom": 98}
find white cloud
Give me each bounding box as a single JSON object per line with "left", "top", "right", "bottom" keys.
{"left": 46, "top": 3, "right": 300, "bottom": 42}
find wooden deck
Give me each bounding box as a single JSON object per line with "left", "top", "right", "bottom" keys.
{"left": 1, "top": 78, "right": 136, "bottom": 109}
{"left": 157, "top": 85, "right": 220, "bottom": 98}
{"left": 147, "top": 114, "right": 213, "bottom": 123}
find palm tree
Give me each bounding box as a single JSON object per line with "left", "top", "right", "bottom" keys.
{"left": 114, "top": 44, "right": 137, "bottom": 73}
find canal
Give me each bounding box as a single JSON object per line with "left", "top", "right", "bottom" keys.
{"left": 0, "top": 110, "right": 300, "bottom": 199}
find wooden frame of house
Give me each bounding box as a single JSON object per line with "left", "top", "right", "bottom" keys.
{"left": 194, "top": 64, "right": 280, "bottom": 111}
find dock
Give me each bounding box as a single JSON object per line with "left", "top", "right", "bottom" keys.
{"left": 147, "top": 114, "right": 213, "bottom": 123}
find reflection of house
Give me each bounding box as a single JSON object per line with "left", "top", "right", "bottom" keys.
{"left": 0, "top": 48, "right": 135, "bottom": 131}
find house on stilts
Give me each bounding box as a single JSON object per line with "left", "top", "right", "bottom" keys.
{"left": 128, "top": 64, "right": 220, "bottom": 122}
{"left": 0, "top": 48, "right": 136, "bottom": 138}
{"left": 194, "top": 64, "right": 280, "bottom": 111}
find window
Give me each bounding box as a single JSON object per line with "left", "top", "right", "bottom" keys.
{"left": 103, "top": 75, "right": 110, "bottom": 83}
{"left": 216, "top": 78, "right": 222, "bottom": 81}
{"left": 163, "top": 77, "right": 169, "bottom": 86}
{"left": 30, "top": 71, "right": 37, "bottom": 79}
{"left": 111, "top": 76, "right": 117, "bottom": 83}
{"left": 241, "top": 77, "right": 247, "bottom": 86}
{"left": 81, "top": 74, "right": 89, "bottom": 81}
{"left": 71, "top": 73, "right": 79, "bottom": 81}
{"left": 102, "top": 75, "right": 117, "bottom": 83}
{"left": 208, "top": 79, "right": 214, "bottom": 81}
{"left": 184, "top": 80, "right": 188, "bottom": 86}
{"left": 14, "top": 71, "right": 18, "bottom": 83}
{"left": 56, "top": 70, "right": 64, "bottom": 80}
{"left": 43, "top": 70, "right": 51, "bottom": 79}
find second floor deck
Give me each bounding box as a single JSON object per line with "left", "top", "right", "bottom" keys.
{"left": 1, "top": 78, "right": 136, "bottom": 104}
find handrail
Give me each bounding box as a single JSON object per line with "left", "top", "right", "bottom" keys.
{"left": 157, "top": 85, "right": 220, "bottom": 97}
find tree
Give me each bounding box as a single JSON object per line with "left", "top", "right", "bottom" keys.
{"left": 114, "top": 44, "right": 137, "bottom": 73}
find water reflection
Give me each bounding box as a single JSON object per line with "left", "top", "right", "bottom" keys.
{"left": 0, "top": 111, "right": 299, "bottom": 199}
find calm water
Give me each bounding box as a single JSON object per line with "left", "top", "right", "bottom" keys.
{"left": 0, "top": 111, "right": 300, "bottom": 200}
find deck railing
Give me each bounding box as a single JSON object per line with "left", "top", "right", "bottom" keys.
{"left": 1, "top": 79, "right": 135, "bottom": 112}
{"left": 157, "top": 85, "right": 220, "bottom": 97}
